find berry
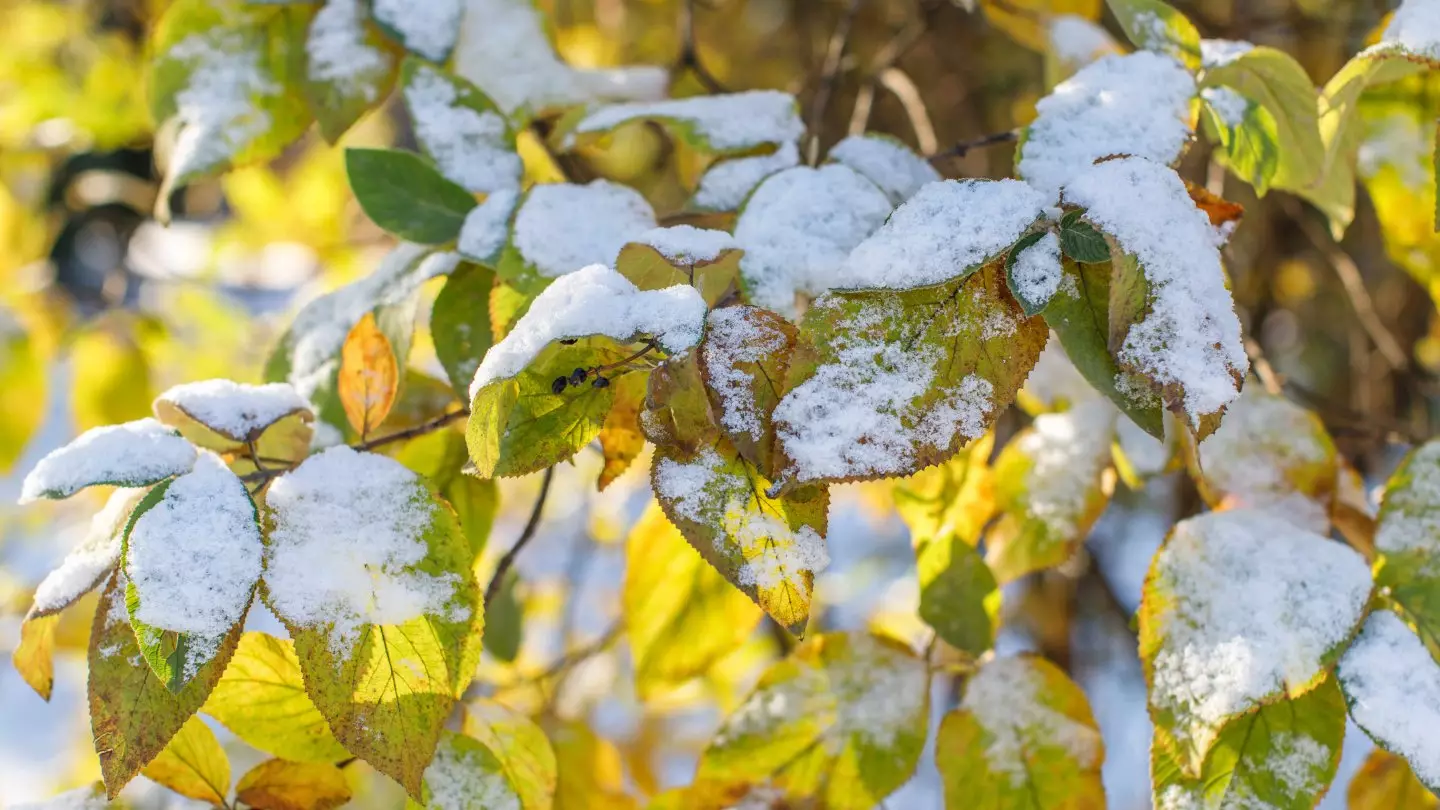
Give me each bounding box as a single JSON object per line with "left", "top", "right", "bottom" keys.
{"left": 592, "top": 376, "right": 610, "bottom": 389}
{"left": 569, "top": 367, "right": 588, "bottom": 386}
{"left": 551, "top": 376, "right": 568, "bottom": 395}
{"left": 559, "top": 338, "right": 578, "bottom": 345}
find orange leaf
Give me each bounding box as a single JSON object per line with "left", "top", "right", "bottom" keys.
{"left": 1186, "top": 181, "right": 1245, "bottom": 230}
{"left": 338, "top": 313, "right": 399, "bottom": 439}
{"left": 236, "top": 759, "right": 352, "bottom": 810}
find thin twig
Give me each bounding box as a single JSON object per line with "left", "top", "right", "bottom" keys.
{"left": 807, "top": 0, "right": 865, "bottom": 164}
{"left": 876, "top": 66, "right": 938, "bottom": 154}
{"left": 678, "top": 0, "right": 726, "bottom": 93}
{"left": 238, "top": 407, "right": 470, "bottom": 485}
{"left": 484, "top": 467, "right": 555, "bottom": 610}
{"left": 928, "top": 129, "right": 1019, "bottom": 162}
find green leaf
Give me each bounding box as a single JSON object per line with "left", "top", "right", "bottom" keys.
{"left": 698, "top": 305, "right": 797, "bottom": 478}
{"left": 936, "top": 655, "right": 1105, "bottom": 808}
{"left": 432, "top": 262, "right": 496, "bottom": 400}
{"left": 202, "top": 632, "right": 350, "bottom": 764}
{"left": 303, "top": 0, "right": 396, "bottom": 142}
{"left": 0, "top": 322, "right": 45, "bottom": 475}
{"left": 653, "top": 438, "right": 828, "bottom": 636}
{"left": 1347, "top": 749, "right": 1440, "bottom": 810}
{"left": 1371, "top": 440, "right": 1440, "bottom": 650}
{"left": 482, "top": 571, "right": 522, "bottom": 663}
{"left": 236, "top": 759, "right": 354, "bottom": 810}
{"left": 400, "top": 57, "right": 520, "bottom": 194}
{"left": 141, "top": 715, "right": 232, "bottom": 806}
{"left": 640, "top": 348, "right": 720, "bottom": 456}
{"left": 1201, "top": 47, "right": 1324, "bottom": 193}
{"left": 1202, "top": 88, "right": 1283, "bottom": 195}
{"left": 624, "top": 502, "right": 763, "bottom": 697}
{"left": 698, "top": 632, "right": 930, "bottom": 810}
{"left": 893, "top": 432, "right": 995, "bottom": 548}
{"left": 1057, "top": 212, "right": 1110, "bottom": 264}
{"left": 615, "top": 242, "right": 740, "bottom": 307}
{"left": 462, "top": 699, "right": 558, "bottom": 810}
{"left": 1005, "top": 230, "right": 1058, "bottom": 315}
{"left": 407, "top": 730, "right": 524, "bottom": 810}
{"left": 1105, "top": 0, "right": 1202, "bottom": 70}
{"left": 1152, "top": 676, "right": 1345, "bottom": 810}
{"left": 445, "top": 471, "right": 499, "bottom": 563}
{"left": 346, "top": 148, "right": 478, "bottom": 245}
{"left": 88, "top": 573, "right": 242, "bottom": 798}
{"left": 917, "top": 535, "right": 999, "bottom": 656}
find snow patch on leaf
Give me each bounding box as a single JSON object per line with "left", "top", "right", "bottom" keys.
{"left": 457, "top": 189, "right": 519, "bottom": 264}
{"left": 960, "top": 656, "right": 1103, "bottom": 783}
{"left": 635, "top": 225, "right": 737, "bottom": 264}
{"left": 827, "top": 134, "right": 941, "bottom": 205}
{"left": 404, "top": 62, "right": 521, "bottom": 195}
{"left": 307, "top": 0, "right": 388, "bottom": 100}
{"left": 1381, "top": 0, "right": 1440, "bottom": 62}
{"left": 30, "top": 488, "right": 147, "bottom": 617}
{"left": 572, "top": 90, "right": 804, "bottom": 152}
{"left": 692, "top": 142, "right": 800, "bottom": 212}
{"left": 1338, "top": 610, "right": 1440, "bottom": 789}
{"left": 20, "top": 418, "right": 197, "bottom": 504}
{"left": 155, "top": 379, "right": 311, "bottom": 442}
{"left": 513, "top": 180, "right": 657, "bottom": 278}
{"left": 374, "top": 0, "right": 462, "bottom": 61}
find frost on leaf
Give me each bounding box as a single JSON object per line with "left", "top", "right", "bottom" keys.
{"left": 617, "top": 229, "right": 741, "bottom": 307}
{"left": 699, "top": 306, "right": 798, "bottom": 478}
{"left": 263, "top": 447, "right": 482, "bottom": 796}
{"left": 734, "top": 165, "right": 894, "bottom": 317}
{"left": 27, "top": 487, "right": 147, "bottom": 619}
{"left": 653, "top": 440, "right": 828, "bottom": 635}
{"left": 987, "top": 399, "right": 1117, "bottom": 584}
{"left": 692, "top": 142, "right": 801, "bottom": 212}
{"left": 124, "top": 453, "right": 262, "bottom": 692}
{"left": 1152, "top": 675, "right": 1345, "bottom": 810}
{"left": 402, "top": 59, "right": 521, "bottom": 196}
{"left": 1064, "top": 157, "right": 1248, "bottom": 436}
{"left": 1017, "top": 51, "right": 1196, "bottom": 198}
{"left": 569, "top": 90, "right": 805, "bottom": 154}
{"left": 935, "top": 655, "right": 1105, "bottom": 807}
{"left": 412, "top": 731, "right": 523, "bottom": 810}
{"left": 505, "top": 181, "right": 657, "bottom": 282}
{"left": 1194, "top": 385, "right": 1337, "bottom": 530}
{"left": 1372, "top": 440, "right": 1440, "bottom": 648}
{"left": 19, "top": 418, "right": 196, "bottom": 504}
{"left": 1339, "top": 611, "right": 1440, "bottom": 792}
{"left": 827, "top": 133, "right": 941, "bottom": 205}
{"left": 153, "top": 379, "right": 313, "bottom": 457}
{"left": 1006, "top": 231, "right": 1064, "bottom": 315}
{"left": 697, "top": 633, "right": 929, "bottom": 810}
{"left": 373, "top": 0, "right": 462, "bottom": 62}
{"left": 460, "top": 699, "right": 559, "bottom": 810}
{"left": 304, "top": 0, "right": 395, "bottom": 141}
{"left": 1139, "top": 509, "right": 1372, "bottom": 770}
{"left": 773, "top": 262, "right": 1046, "bottom": 487}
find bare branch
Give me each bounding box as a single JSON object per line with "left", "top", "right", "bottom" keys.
{"left": 484, "top": 467, "right": 555, "bottom": 611}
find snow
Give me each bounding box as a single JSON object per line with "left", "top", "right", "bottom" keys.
{"left": 635, "top": 225, "right": 736, "bottom": 264}
{"left": 653, "top": 446, "right": 830, "bottom": 589}
{"left": 1376, "top": 441, "right": 1440, "bottom": 559}
{"left": 1199, "top": 38, "right": 1255, "bottom": 68}
{"left": 1338, "top": 610, "right": 1440, "bottom": 788}
{"left": 405, "top": 61, "right": 522, "bottom": 196}
{"left": 373, "top": 0, "right": 462, "bottom": 62}
{"left": 1023, "top": 340, "right": 1099, "bottom": 410}
{"left": 734, "top": 165, "right": 893, "bottom": 316}
{"left": 692, "top": 142, "right": 801, "bottom": 211}
{"left": 19, "top": 418, "right": 197, "bottom": 504}
{"left": 1063, "top": 157, "right": 1247, "bottom": 424}
{"left": 960, "top": 656, "right": 1102, "bottom": 782}
{"left": 1018, "top": 51, "right": 1196, "bottom": 198}
{"left": 1013, "top": 400, "right": 1117, "bottom": 539}
{"left": 512, "top": 180, "right": 657, "bottom": 278}
{"left": 155, "top": 379, "right": 311, "bottom": 441}
{"left": 29, "top": 488, "right": 146, "bottom": 617}
{"left": 571, "top": 91, "right": 805, "bottom": 152}
{"left": 161, "top": 33, "right": 280, "bottom": 180}
{"left": 1010, "top": 231, "right": 1063, "bottom": 309}
{"left": 264, "top": 447, "right": 461, "bottom": 651}
{"left": 1049, "top": 15, "right": 1118, "bottom": 66}
{"left": 1201, "top": 86, "right": 1248, "bottom": 128}
{"left": 468, "top": 265, "right": 706, "bottom": 395}
{"left": 829, "top": 635, "right": 929, "bottom": 747}
{"left": 422, "top": 736, "right": 521, "bottom": 810}
{"left": 125, "top": 452, "right": 262, "bottom": 680}
{"left": 827, "top": 134, "right": 941, "bottom": 205}
{"left": 457, "top": 188, "right": 519, "bottom": 263}
{"left": 700, "top": 307, "right": 788, "bottom": 441}
{"left": 1359, "top": 113, "right": 1431, "bottom": 188}
{"left": 833, "top": 179, "right": 1049, "bottom": 293}
{"left": 452, "top": 0, "right": 667, "bottom": 116}
{"left": 1381, "top": 0, "right": 1440, "bottom": 61}
{"left": 11, "top": 784, "right": 109, "bottom": 810}
{"left": 1147, "top": 510, "right": 1372, "bottom": 750}
{"left": 306, "top": 0, "right": 388, "bottom": 102}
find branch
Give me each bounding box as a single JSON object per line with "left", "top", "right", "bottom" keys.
{"left": 928, "top": 129, "right": 1019, "bottom": 162}
{"left": 677, "top": 0, "right": 726, "bottom": 94}
{"left": 484, "top": 467, "right": 555, "bottom": 610}
{"left": 239, "top": 407, "right": 470, "bottom": 485}
{"left": 806, "top": 0, "right": 865, "bottom": 164}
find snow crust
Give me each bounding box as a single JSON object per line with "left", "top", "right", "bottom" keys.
{"left": 572, "top": 91, "right": 804, "bottom": 152}
{"left": 156, "top": 379, "right": 311, "bottom": 441}
{"left": 513, "top": 181, "right": 657, "bottom": 278}
{"left": 405, "top": 61, "right": 522, "bottom": 195}
{"left": 19, "top": 419, "right": 197, "bottom": 504}
{"left": 1338, "top": 610, "right": 1440, "bottom": 788}
{"left": 827, "top": 134, "right": 941, "bottom": 205}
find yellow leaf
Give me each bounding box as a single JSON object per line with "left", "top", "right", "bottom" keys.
{"left": 1349, "top": 749, "right": 1440, "bottom": 810}
{"left": 981, "top": 0, "right": 1102, "bottom": 53}
{"left": 597, "top": 372, "right": 647, "bottom": 490}
{"left": 70, "top": 315, "right": 153, "bottom": 432}
{"left": 13, "top": 612, "right": 58, "bottom": 701}
{"left": 550, "top": 723, "right": 637, "bottom": 810}
{"left": 463, "top": 699, "right": 557, "bottom": 810}
{"left": 235, "top": 759, "right": 353, "bottom": 810}
{"left": 338, "top": 312, "right": 399, "bottom": 439}
{"left": 141, "top": 716, "right": 231, "bottom": 806}
{"left": 0, "top": 319, "right": 45, "bottom": 474}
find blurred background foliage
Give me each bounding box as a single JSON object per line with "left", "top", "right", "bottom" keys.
{"left": 0, "top": 0, "right": 1433, "bottom": 807}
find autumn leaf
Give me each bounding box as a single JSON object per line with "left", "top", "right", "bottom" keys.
{"left": 597, "top": 371, "right": 647, "bottom": 490}
{"left": 338, "top": 312, "right": 400, "bottom": 439}
{"left": 14, "top": 613, "right": 58, "bottom": 701}
{"left": 236, "top": 759, "right": 353, "bottom": 810}
{"left": 142, "top": 715, "right": 231, "bottom": 806}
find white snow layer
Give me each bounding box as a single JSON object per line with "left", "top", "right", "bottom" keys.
{"left": 692, "top": 141, "right": 801, "bottom": 211}
{"left": 827, "top": 134, "right": 941, "bottom": 205}
{"left": 1382, "top": 0, "right": 1440, "bottom": 61}
{"left": 1049, "top": 15, "right": 1118, "bottom": 66}
{"left": 29, "top": 488, "right": 147, "bottom": 617}
{"left": 635, "top": 225, "right": 737, "bottom": 264}
{"left": 513, "top": 180, "right": 657, "bottom": 278}
{"left": 1201, "top": 86, "right": 1249, "bottom": 128}
{"left": 572, "top": 91, "right": 804, "bottom": 152}
{"left": 961, "top": 657, "right": 1102, "bottom": 783}
{"left": 1010, "top": 232, "right": 1064, "bottom": 309}
{"left": 306, "top": 0, "right": 389, "bottom": 101}
{"left": 421, "top": 735, "right": 521, "bottom": 810}
{"left": 1338, "top": 610, "right": 1440, "bottom": 788}
{"left": 19, "top": 418, "right": 197, "bottom": 504}
{"left": 457, "top": 188, "right": 520, "bottom": 263}
{"left": 404, "top": 61, "right": 522, "bottom": 195}
{"left": 700, "top": 307, "right": 788, "bottom": 441}
{"left": 155, "top": 379, "right": 311, "bottom": 441}
{"left": 1199, "top": 38, "right": 1255, "bottom": 68}
{"left": 373, "top": 0, "right": 462, "bottom": 62}
{"left": 161, "top": 32, "right": 282, "bottom": 182}
{"left": 1376, "top": 440, "right": 1440, "bottom": 559}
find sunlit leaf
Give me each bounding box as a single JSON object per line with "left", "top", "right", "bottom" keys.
{"left": 1348, "top": 749, "right": 1440, "bottom": 810}
{"left": 917, "top": 535, "right": 999, "bottom": 656}
{"left": 614, "top": 242, "right": 740, "bottom": 307}
{"left": 1106, "top": 0, "right": 1202, "bottom": 69}
{"left": 432, "top": 262, "right": 496, "bottom": 401}
{"left": 346, "top": 148, "right": 478, "bottom": 245}
{"left": 338, "top": 312, "right": 400, "bottom": 439}
{"left": 597, "top": 371, "right": 647, "bottom": 490}
{"left": 236, "top": 759, "right": 353, "bottom": 810}
{"left": 1339, "top": 611, "right": 1440, "bottom": 793}
{"left": 141, "top": 716, "right": 231, "bottom": 806}
{"left": 14, "top": 613, "right": 58, "bottom": 702}
{"left": 0, "top": 322, "right": 45, "bottom": 474}
{"left": 463, "top": 699, "right": 558, "bottom": 810}
{"left": 893, "top": 432, "right": 995, "bottom": 547}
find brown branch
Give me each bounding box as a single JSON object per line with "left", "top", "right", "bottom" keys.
{"left": 484, "top": 466, "right": 555, "bottom": 610}
{"left": 677, "top": 0, "right": 726, "bottom": 94}
{"left": 928, "top": 129, "right": 1019, "bottom": 162}
{"left": 239, "top": 407, "right": 470, "bottom": 485}
{"left": 806, "top": 0, "right": 865, "bottom": 164}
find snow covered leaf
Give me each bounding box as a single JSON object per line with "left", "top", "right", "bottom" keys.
{"left": 827, "top": 133, "right": 941, "bottom": 205}
{"left": 346, "top": 148, "right": 478, "bottom": 245}
{"left": 1347, "top": 750, "right": 1440, "bottom": 810}
{"left": 407, "top": 730, "right": 523, "bottom": 810}
{"left": 567, "top": 91, "right": 804, "bottom": 156}
{"left": 88, "top": 573, "right": 243, "bottom": 798}
{"left": 0, "top": 322, "right": 45, "bottom": 475}
{"left": 615, "top": 229, "right": 741, "bottom": 307}
{"left": 12, "top": 784, "right": 108, "bottom": 810}
{"left": 498, "top": 181, "right": 656, "bottom": 286}
{"left": 979, "top": 0, "right": 1105, "bottom": 54}
{"left": 19, "top": 418, "right": 196, "bottom": 504}
{"left": 14, "top": 613, "right": 58, "bottom": 702}
{"left": 235, "top": 759, "right": 353, "bottom": 810}
{"left": 935, "top": 655, "right": 1105, "bottom": 808}
{"left": 1193, "top": 385, "right": 1337, "bottom": 529}
{"left": 304, "top": 0, "right": 396, "bottom": 142}
{"left": 1372, "top": 441, "right": 1440, "bottom": 651}
{"left": 401, "top": 58, "right": 521, "bottom": 195}
{"left": 1064, "top": 157, "right": 1247, "bottom": 437}
{"left": 1106, "top": 0, "right": 1202, "bottom": 70}
{"left": 462, "top": 699, "right": 558, "bottom": 810}
{"left": 26, "top": 487, "right": 147, "bottom": 621}
{"left": 987, "top": 400, "right": 1117, "bottom": 584}
{"left": 596, "top": 371, "right": 647, "bottom": 491}
{"left": 1006, "top": 231, "right": 1063, "bottom": 315}
{"left": 1339, "top": 610, "right": 1440, "bottom": 792}
{"left": 338, "top": 312, "right": 400, "bottom": 439}
{"left": 262, "top": 448, "right": 482, "bottom": 796}
{"left": 691, "top": 142, "right": 801, "bottom": 212}
{"left": 431, "top": 263, "right": 496, "bottom": 400}
{"left": 1139, "top": 510, "right": 1372, "bottom": 771}
{"left": 773, "top": 261, "right": 1046, "bottom": 487}
{"left": 893, "top": 432, "right": 996, "bottom": 547}
{"left": 1151, "top": 675, "right": 1346, "bottom": 809}
{"left": 699, "top": 306, "right": 798, "bottom": 478}
{"left": 372, "top": 0, "right": 462, "bottom": 61}
{"left": 734, "top": 165, "right": 894, "bottom": 317}
{"left": 149, "top": 0, "right": 312, "bottom": 219}
{"left": 917, "top": 535, "right": 1000, "bottom": 656}
{"left": 653, "top": 439, "right": 828, "bottom": 636}
{"left": 697, "top": 633, "right": 930, "bottom": 810}
{"left": 458, "top": 189, "right": 519, "bottom": 266}
{"left": 154, "top": 379, "right": 313, "bottom": 458}
{"left": 624, "top": 502, "right": 763, "bottom": 697}
{"left": 1201, "top": 46, "right": 1324, "bottom": 194}
{"left": 1201, "top": 86, "right": 1282, "bottom": 195}
{"left": 141, "top": 715, "right": 231, "bottom": 806}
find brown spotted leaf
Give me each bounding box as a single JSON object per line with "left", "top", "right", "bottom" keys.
{"left": 698, "top": 306, "right": 797, "bottom": 478}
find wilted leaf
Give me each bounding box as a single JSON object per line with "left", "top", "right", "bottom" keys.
{"left": 14, "top": 613, "right": 59, "bottom": 701}
{"left": 463, "top": 699, "right": 558, "bottom": 810}
{"left": 236, "top": 759, "right": 353, "bottom": 810}
{"left": 615, "top": 242, "right": 740, "bottom": 307}
{"left": 432, "top": 262, "right": 496, "bottom": 401}
{"left": 597, "top": 371, "right": 647, "bottom": 490}
{"left": 1106, "top": 0, "right": 1201, "bottom": 69}
{"left": 338, "top": 312, "right": 400, "bottom": 439}
{"left": 1348, "top": 749, "right": 1440, "bottom": 810}
{"left": 1186, "top": 181, "right": 1246, "bottom": 230}
{"left": 142, "top": 716, "right": 231, "bottom": 806}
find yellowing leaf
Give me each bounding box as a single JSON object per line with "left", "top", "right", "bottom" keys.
{"left": 142, "top": 716, "right": 231, "bottom": 806}
{"left": 1106, "top": 0, "right": 1202, "bottom": 69}
{"left": 14, "top": 613, "right": 58, "bottom": 701}
{"left": 597, "top": 371, "right": 647, "bottom": 491}
{"left": 1200, "top": 46, "right": 1326, "bottom": 193}
{"left": 698, "top": 305, "right": 797, "bottom": 479}
{"left": 70, "top": 316, "right": 153, "bottom": 432}
{"left": 614, "top": 242, "right": 740, "bottom": 307}
{"left": 1186, "top": 181, "right": 1246, "bottom": 230}
{"left": 893, "top": 432, "right": 996, "bottom": 547}
{"left": 1349, "top": 749, "right": 1440, "bottom": 810}
{"left": 236, "top": 759, "right": 353, "bottom": 810}
{"left": 0, "top": 321, "right": 45, "bottom": 474}
{"left": 407, "top": 731, "right": 523, "bottom": 810}
{"left": 549, "top": 723, "right": 636, "bottom": 810}
{"left": 338, "top": 312, "right": 400, "bottom": 439}
{"left": 463, "top": 699, "right": 558, "bottom": 810}
{"left": 202, "top": 632, "right": 350, "bottom": 764}
{"left": 432, "top": 262, "right": 497, "bottom": 400}
{"left": 624, "top": 502, "right": 763, "bottom": 697}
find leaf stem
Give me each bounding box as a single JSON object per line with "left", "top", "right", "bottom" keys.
{"left": 928, "top": 129, "right": 1019, "bottom": 162}
{"left": 238, "top": 407, "right": 471, "bottom": 485}
{"left": 484, "top": 467, "right": 555, "bottom": 610}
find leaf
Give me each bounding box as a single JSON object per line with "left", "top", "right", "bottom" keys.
{"left": 1005, "top": 230, "right": 1060, "bottom": 316}
{"left": 1186, "top": 181, "right": 1247, "bottom": 230}
{"left": 548, "top": 722, "right": 637, "bottom": 810}
{"left": 373, "top": 0, "right": 462, "bottom": 62}
{"left": 400, "top": 57, "right": 520, "bottom": 195}
{"left": 346, "top": 148, "right": 478, "bottom": 245}
{"left": 70, "top": 318, "right": 154, "bottom": 432}
{"left": 698, "top": 306, "right": 797, "bottom": 478}
{"left": 640, "top": 349, "right": 720, "bottom": 455}
{"left": 1339, "top": 611, "right": 1440, "bottom": 793}
{"left": 698, "top": 633, "right": 930, "bottom": 810}
{"left": 597, "top": 371, "right": 647, "bottom": 490}
{"left": 773, "top": 261, "right": 1047, "bottom": 488}
{"left": 338, "top": 312, "right": 400, "bottom": 438}
{"left": 1057, "top": 210, "right": 1111, "bottom": 264}
{"left": 1201, "top": 46, "right": 1327, "bottom": 193}
{"left": 893, "top": 432, "right": 996, "bottom": 547}
{"left": 1348, "top": 750, "right": 1440, "bottom": 810}
{"left": 482, "top": 571, "right": 522, "bottom": 663}
{"left": 1105, "top": 0, "right": 1202, "bottom": 70}
{"left": 1201, "top": 87, "right": 1282, "bottom": 195}
{"left": 652, "top": 438, "right": 828, "bottom": 636}
{"left": 304, "top": 0, "right": 396, "bottom": 142}
{"left": 462, "top": 699, "right": 559, "bottom": 810}
{"left": 20, "top": 419, "right": 196, "bottom": 504}
{"left": 1371, "top": 441, "right": 1440, "bottom": 650}
{"left": 406, "top": 730, "right": 524, "bottom": 809}
{"left": 935, "top": 655, "right": 1105, "bottom": 808}
{"left": 917, "top": 535, "right": 999, "bottom": 656}
{"left": 432, "top": 262, "right": 496, "bottom": 401}
{"left": 236, "top": 759, "right": 353, "bottom": 810}
{"left": 202, "top": 632, "right": 350, "bottom": 764}
{"left": 153, "top": 380, "right": 314, "bottom": 453}
{"left": 14, "top": 613, "right": 58, "bottom": 701}
{"left": 142, "top": 716, "right": 231, "bottom": 806}
{"left": 987, "top": 400, "right": 1117, "bottom": 583}
{"left": 0, "top": 324, "right": 45, "bottom": 474}
{"left": 1152, "top": 676, "right": 1346, "bottom": 810}
{"left": 979, "top": 0, "right": 1102, "bottom": 53}
{"left": 88, "top": 573, "right": 242, "bottom": 797}
{"left": 26, "top": 487, "right": 149, "bottom": 622}
{"left": 614, "top": 242, "right": 740, "bottom": 307}
{"left": 623, "top": 502, "right": 763, "bottom": 697}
